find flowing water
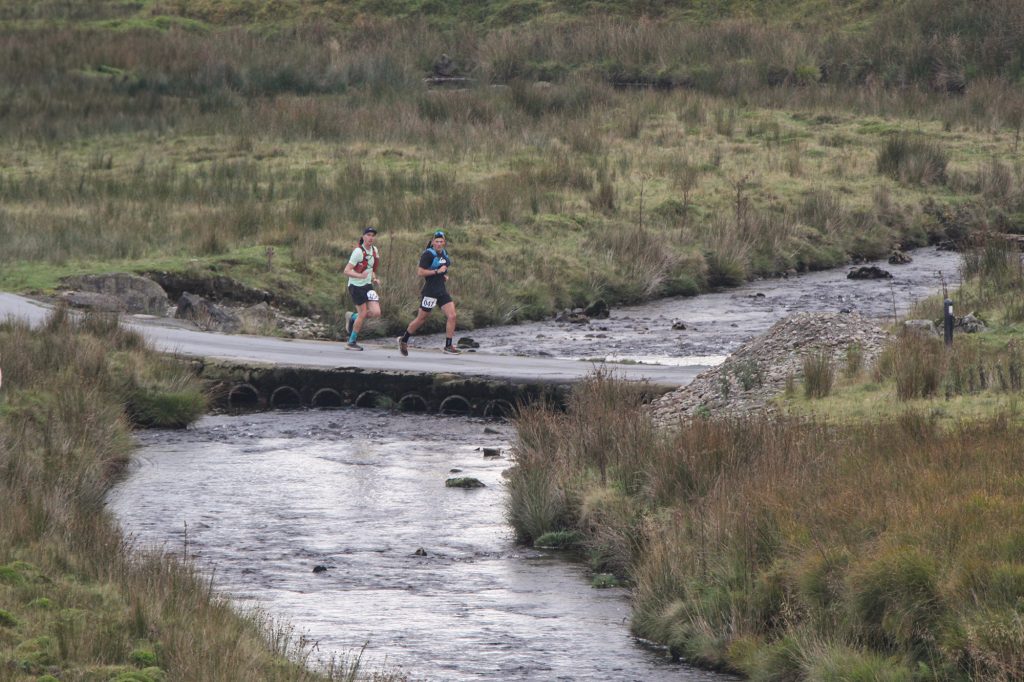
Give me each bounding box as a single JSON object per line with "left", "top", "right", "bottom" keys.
{"left": 107, "top": 248, "right": 962, "bottom": 680}
{"left": 108, "top": 412, "right": 729, "bottom": 681}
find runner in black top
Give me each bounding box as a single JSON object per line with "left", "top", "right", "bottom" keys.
{"left": 398, "top": 230, "right": 459, "bottom": 355}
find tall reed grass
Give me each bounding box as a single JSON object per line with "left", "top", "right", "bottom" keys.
{"left": 510, "top": 371, "right": 1024, "bottom": 678}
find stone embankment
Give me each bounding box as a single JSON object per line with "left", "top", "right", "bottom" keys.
{"left": 649, "top": 312, "right": 891, "bottom": 425}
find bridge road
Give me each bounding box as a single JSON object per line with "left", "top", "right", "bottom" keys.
{"left": 0, "top": 293, "right": 707, "bottom": 388}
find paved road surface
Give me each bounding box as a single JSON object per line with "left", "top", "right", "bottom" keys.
{"left": 0, "top": 293, "right": 706, "bottom": 387}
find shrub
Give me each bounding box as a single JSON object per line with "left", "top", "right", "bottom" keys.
{"left": 802, "top": 351, "right": 834, "bottom": 399}
{"left": 130, "top": 648, "right": 159, "bottom": 667}
{"left": 877, "top": 134, "right": 949, "bottom": 185}
{"left": 804, "top": 644, "right": 915, "bottom": 681}
{"left": 844, "top": 343, "right": 864, "bottom": 378}
{"left": 533, "top": 530, "right": 584, "bottom": 549}
{"left": 848, "top": 547, "right": 946, "bottom": 657}
{"left": 126, "top": 387, "right": 206, "bottom": 428}
{"left": 890, "top": 333, "right": 945, "bottom": 400}
{"left": 505, "top": 463, "right": 568, "bottom": 543}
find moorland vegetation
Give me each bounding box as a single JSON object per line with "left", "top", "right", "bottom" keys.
{"left": 0, "top": 310, "right": 403, "bottom": 680}
{"left": 2, "top": 0, "right": 1023, "bottom": 335}
{"left": 508, "top": 239, "right": 1024, "bottom": 679}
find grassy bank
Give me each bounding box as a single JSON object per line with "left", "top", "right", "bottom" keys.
{"left": 508, "top": 244, "right": 1024, "bottom": 679}
{"left": 0, "top": 311, "right": 390, "bottom": 681}
{"left": 2, "top": 1, "right": 1024, "bottom": 336}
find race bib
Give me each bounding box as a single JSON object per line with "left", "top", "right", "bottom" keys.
{"left": 421, "top": 296, "right": 437, "bottom": 309}
{"left": 367, "top": 290, "right": 379, "bottom": 302}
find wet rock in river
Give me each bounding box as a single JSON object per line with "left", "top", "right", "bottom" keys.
{"left": 446, "top": 477, "right": 486, "bottom": 489}
{"left": 313, "top": 565, "right": 328, "bottom": 573}
{"left": 584, "top": 299, "right": 610, "bottom": 319}
{"left": 555, "top": 308, "right": 590, "bottom": 324}
{"left": 671, "top": 321, "right": 687, "bottom": 330}
{"left": 847, "top": 265, "right": 892, "bottom": 280}
{"left": 414, "top": 547, "right": 428, "bottom": 556}
{"left": 482, "top": 448, "right": 502, "bottom": 458}
{"left": 888, "top": 250, "right": 913, "bottom": 265}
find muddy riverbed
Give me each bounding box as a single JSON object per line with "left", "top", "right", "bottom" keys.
{"left": 107, "top": 248, "right": 961, "bottom": 680}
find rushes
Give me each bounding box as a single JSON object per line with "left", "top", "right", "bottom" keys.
{"left": 512, "top": 370, "right": 1024, "bottom": 677}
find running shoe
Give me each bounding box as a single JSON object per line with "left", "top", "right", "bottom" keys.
{"left": 344, "top": 312, "right": 354, "bottom": 336}
{"left": 442, "top": 345, "right": 461, "bottom": 355}
{"left": 398, "top": 337, "right": 408, "bottom": 357}
{"left": 345, "top": 341, "right": 364, "bottom": 351}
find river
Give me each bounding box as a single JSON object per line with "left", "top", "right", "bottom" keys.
{"left": 106, "top": 248, "right": 961, "bottom": 680}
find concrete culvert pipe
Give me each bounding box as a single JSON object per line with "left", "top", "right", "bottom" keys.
{"left": 228, "top": 383, "right": 261, "bottom": 410}
{"left": 439, "top": 395, "right": 472, "bottom": 415}
{"left": 311, "top": 388, "right": 343, "bottom": 409}
{"left": 483, "top": 399, "right": 515, "bottom": 420}
{"left": 354, "top": 390, "right": 386, "bottom": 409}
{"left": 398, "top": 393, "right": 429, "bottom": 412}
{"left": 270, "top": 386, "right": 303, "bottom": 409}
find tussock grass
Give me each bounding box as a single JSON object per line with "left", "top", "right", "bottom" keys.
{"left": 801, "top": 351, "right": 834, "bottom": 399}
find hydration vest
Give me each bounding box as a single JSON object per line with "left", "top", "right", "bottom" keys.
{"left": 427, "top": 247, "right": 450, "bottom": 271}
{"left": 353, "top": 245, "right": 379, "bottom": 274}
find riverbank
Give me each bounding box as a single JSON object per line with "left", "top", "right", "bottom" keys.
{"left": 0, "top": 310, "right": 396, "bottom": 680}
{"left": 508, "top": 241, "right": 1024, "bottom": 679}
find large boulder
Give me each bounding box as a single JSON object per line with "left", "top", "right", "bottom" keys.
{"left": 956, "top": 313, "right": 987, "bottom": 334}
{"left": 59, "top": 291, "right": 127, "bottom": 313}
{"left": 176, "top": 293, "right": 241, "bottom": 333}
{"left": 60, "top": 273, "right": 168, "bottom": 315}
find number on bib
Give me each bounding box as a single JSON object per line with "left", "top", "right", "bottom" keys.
{"left": 421, "top": 296, "right": 438, "bottom": 309}
{"left": 366, "top": 290, "right": 380, "bottom": 302}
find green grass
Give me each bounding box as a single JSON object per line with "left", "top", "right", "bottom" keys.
{"left": 1, "top": 1, "right": 1023, "bottom": 334}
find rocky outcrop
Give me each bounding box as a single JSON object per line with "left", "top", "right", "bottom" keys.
{"left": 145, "top": 271, "right": 271, "bottom": 306}
{"left": 59, "top": 291, "right": 127, "bottom": 313}
{"left": 956, "top": 313, "right": 987, "bottom": 333}
{"left": 649, "top": 312, "right": 891, "bottom": 425}
{"left": 59, "top": 273, "right": 169, "bottom": 315}
{"left": 176, "top": 293, "right": 241, "bottom": 333}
